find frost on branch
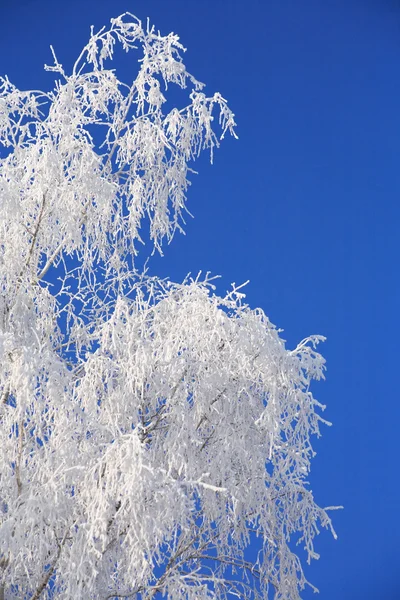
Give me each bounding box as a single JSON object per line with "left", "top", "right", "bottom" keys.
{"left": 0, "top": 12, "right": 236, "bottom": 296}
{"left": 0, "top": 12, "right": 336, "bottom": 600}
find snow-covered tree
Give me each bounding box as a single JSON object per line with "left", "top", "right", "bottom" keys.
{"left": 0, "top": 13, "right": 338, "bottom": 600}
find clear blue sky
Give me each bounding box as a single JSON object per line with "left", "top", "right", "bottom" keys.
{"left": 1, "top": 0, "right": 399, "bottom": 598}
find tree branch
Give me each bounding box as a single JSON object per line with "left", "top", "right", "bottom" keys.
{"left": 31, "top": 530, "right": 67, "bottom": 600}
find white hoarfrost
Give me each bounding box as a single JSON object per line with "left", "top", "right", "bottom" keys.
{"left": 0, "top": 13, "right": 338, "bottom": 600}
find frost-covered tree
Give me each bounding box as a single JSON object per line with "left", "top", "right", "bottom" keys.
{"left": 0, "top": 13, "right": 338, "bottom": 600}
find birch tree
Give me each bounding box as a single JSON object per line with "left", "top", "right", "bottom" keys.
{"left": 0, "top": 12, "right": 338, "bottom": 600}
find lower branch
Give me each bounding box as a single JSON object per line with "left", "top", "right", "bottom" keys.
{"left": 31, "top": 530, "right": 67, "bottom": 600}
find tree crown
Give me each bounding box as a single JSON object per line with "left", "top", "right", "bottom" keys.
{"left": 0, "top": 12, "right": 337, "bottom": 600}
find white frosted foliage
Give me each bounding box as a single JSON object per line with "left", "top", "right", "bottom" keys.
{"left": 0, "top": 12, "right": 337, "bottom": 600}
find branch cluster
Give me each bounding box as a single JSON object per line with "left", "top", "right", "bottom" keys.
{"left": 0, "top": 13, "right": 336, "bottom": 600}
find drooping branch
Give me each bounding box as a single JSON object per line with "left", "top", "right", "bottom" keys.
{"left": 31, "top": 530, "right": 68, "bottom": 600}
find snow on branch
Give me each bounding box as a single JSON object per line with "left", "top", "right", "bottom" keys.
{"left": 0, "top": 12, "right": 336, "bottom": 600}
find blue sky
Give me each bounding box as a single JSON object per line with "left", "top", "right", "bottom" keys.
{"left": 1, "top": 0, "right": 399, "bottom": 598}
